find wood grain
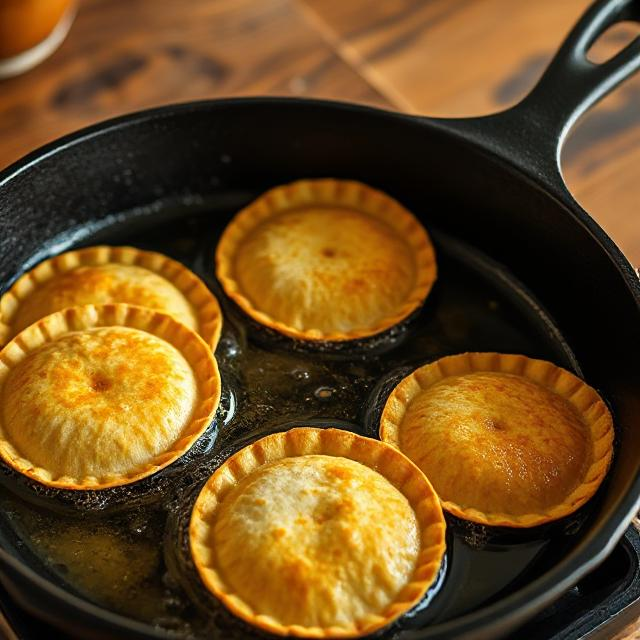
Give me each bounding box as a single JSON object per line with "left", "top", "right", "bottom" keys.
{"left": 300, "top": 0, "right": 640, "bottom": 264}
{"left": 298, "top": 0, "right": 591, "bottom": 115}
{"left": 0, "top": 0, "right": 388, "bottom": 170}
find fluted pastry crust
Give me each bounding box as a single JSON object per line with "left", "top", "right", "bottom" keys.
{"left": 380, "top": 352, "right": 614, "bottom": 527}
{"left": 190, "top": 427, "right": 446, "bottom": 637}
{"left": 215, "top": 179, "right": 436, "bottom": 341}
{"left": 0, "top": 303, "right": 221, "bottom": 489}
{"left": 0, "top": 245, "right": 222, "bottom": 349}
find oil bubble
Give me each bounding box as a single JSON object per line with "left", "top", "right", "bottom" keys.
{"left": 314, "top": 386, "right": 334, "bottom": 400}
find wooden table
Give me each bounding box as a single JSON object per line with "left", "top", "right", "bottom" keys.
{"left": 1, "top": 0, "right": 639, "bottom": 265}
{"left": 0, "top": 0, "right": 639, "bottom": 638}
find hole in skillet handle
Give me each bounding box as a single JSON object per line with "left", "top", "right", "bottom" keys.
{"left": 587, "top": 20, "right": 640, "bottom": 63}
{"left": 163, "top": 419, "right": 449, "bottom": 640}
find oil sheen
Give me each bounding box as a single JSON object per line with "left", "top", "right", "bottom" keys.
{"left": 0, "top": 200, "right": 588, "bottom": 638}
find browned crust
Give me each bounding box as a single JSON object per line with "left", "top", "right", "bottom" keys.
{"left": 0, "top": 245, "right": 223, "bottom": 350}
{"left": 215, "top": 179, "right": 437, "bottom": 341}
{"left": 190, "top": 427, "right": 446, "bottom": 638}
{"left": 0, "top": 303, "right": 221, "bottom": 490}
{"left": 380, "top": 352, "right": 615, "bottom": 528}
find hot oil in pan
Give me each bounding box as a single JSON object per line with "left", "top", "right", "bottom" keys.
{"left": 0, "top": 198, "right": 590, "bottom": 638}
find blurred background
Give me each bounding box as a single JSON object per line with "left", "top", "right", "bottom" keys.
{"left": 0, "top": 0, "right": 639, "bottom": 263}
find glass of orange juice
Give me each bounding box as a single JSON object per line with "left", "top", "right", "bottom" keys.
{"left": 0, "top": 0, "right": 77, "bottom": 79}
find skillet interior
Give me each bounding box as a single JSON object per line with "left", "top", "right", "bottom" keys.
{"left": 0, "top": 99, "right": 639, "bottom": 640}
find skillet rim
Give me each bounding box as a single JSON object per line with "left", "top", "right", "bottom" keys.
{"left": 0, "top": 96, "right": 639, "bottom": 640}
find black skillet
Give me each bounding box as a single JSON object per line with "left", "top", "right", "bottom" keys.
{"left": 1, "top": 0, "right": 640, "bottom": 638}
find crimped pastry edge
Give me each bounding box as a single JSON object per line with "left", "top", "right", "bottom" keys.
{"left": 0, "top": 245, "right": 223, "bottom": 350}
{"left": 379, "top": 352, "right": 615, "bottom": 528}
{"left": 0, "top": 303, "right": 221, "bottom": 490}
{"left": 190, "top": 427, "right": 447, "bottom": 638}
{"left": 215, "top": 179, "right": 437, "bottom": 342}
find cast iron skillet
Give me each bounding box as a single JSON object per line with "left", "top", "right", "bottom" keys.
{"left": 1, "top": 0, "right": 640, "bottom": 638}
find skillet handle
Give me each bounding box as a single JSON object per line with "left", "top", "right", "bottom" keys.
{"left": 444, "top": 0, "right": 640, "bottom": 192}
{"left": 523, "top": 0, "right": 640, "bottom": 142}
